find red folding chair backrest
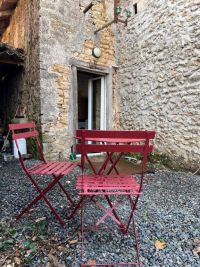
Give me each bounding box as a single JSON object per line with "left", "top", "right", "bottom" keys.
{"left": 9, "top": 122, "right": 38, "bottom": 140}
{"left": 76, "top": 130, "right": 155, "bottom": 152}
{"left": 9, "top": 121, "right": 45, "bottom": 162}
{"left": 76, "top": 129, "right": 155, "bottom": 177}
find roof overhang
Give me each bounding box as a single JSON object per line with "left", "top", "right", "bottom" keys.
{"left": 0, "top": 42, "right": 24, "bottom": 78}
{"left": 0, "top": 42, "right": 24, "bottom": 64}
{"left": 0, "top": 0, "right": 19, "bottom": 37}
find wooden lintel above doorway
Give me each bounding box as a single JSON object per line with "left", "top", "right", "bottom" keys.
{"left": 0, "top": 0, "right": 19, "bottom": 36}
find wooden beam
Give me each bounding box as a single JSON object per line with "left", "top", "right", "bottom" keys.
{"left": 4, "top": 0, "right": 18, "bottom": 2}
{"left": 0, "top": 0, "right": 18, "bottom": 35}
{"left": 0, "top": 0, "right": 18, "bottom": 6}
{"left": 0, "top": 0, "right": 18, "bottom": 11}
{"left": 0, "top": 58, "right": 23, "bottom": 65}
{"left": 0, "top": 9, "right": 13, "bottom": 19}
{"left": 0, "top": 20, "right": 8, "bottom": 33}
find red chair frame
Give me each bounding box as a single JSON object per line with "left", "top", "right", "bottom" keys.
{"left": 9, "top": 121, "right": 78, "bottom": 227}
{"left": 75, "top": 129, "right": 156, "bottom": 266}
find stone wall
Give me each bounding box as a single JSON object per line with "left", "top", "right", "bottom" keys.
{"left": 39, "top": 0, "right": 116, "bottom": 159}
{"left": 1, "top": 0, "right": 40, "bottom": 128}
{"left": 24, "top": 0, "right": 40, "bottom": 124}
{"left": 116, "top": 0, "right": 200, "bottom": 170}
{"left": 1, "top": 0, "right": 26, "bottom": 48}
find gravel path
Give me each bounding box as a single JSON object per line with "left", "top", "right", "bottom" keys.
{"left": 0, "top": 158, "right": 199, "bottom": 267}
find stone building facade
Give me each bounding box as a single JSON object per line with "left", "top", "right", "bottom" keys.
{"left": 39, "top": 0, "right": 116, "bottom": 159}
{"left": 116, "top": 0, "right": 200, "bottom": 170}
{"left": 0, "top": 0, "right": 199, "bottom": 170}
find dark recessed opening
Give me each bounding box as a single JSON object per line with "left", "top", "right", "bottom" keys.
{"left": 77, "top": 70, "right": 102, "bottom": 130}
{"left": 133, "top": 3, "right": 138, "bottom": 14}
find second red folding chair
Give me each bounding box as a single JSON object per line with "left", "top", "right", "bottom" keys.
{"left": 75, "top": 129, "right": 156, "bottom": 266}
{"left": 9, "top": 121, "right": 78, "bottom": 227}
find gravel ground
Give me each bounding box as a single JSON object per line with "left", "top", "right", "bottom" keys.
{"left": 0, "top": 158, "right": 199, "bottom": 267}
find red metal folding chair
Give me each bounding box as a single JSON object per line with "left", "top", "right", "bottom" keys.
{"left": 9, "top": 121, "right": 78, "bottom": 227}
{"left": 75, "top": 129, "right": 156, "bottom": 266}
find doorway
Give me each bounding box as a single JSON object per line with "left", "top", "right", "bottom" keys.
{"left": 77, "top": 71, "right": 106, "bottom": 130}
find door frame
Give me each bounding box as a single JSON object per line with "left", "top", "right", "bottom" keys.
{"left": 88, "top": 77, "right": 106, "bottom": 130}
{"left": 70, "top": 59, "right": 113, "bottom": 137}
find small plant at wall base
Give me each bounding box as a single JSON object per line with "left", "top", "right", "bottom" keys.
{"left": 147, "top": 153, "right": 170, "bottom": 170}
{"left": 124, "top": 152, "right": 170, "bottom": 171}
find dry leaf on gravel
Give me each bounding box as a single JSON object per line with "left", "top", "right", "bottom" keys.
{"left": 14, "top": 257, "right": 22, "bottom": 265}
{"left": 15, "top": 251, "right": 21, "bottom": 257}
{"left": 32, "top": 236, "right": 37, "bottom": 241}
{"left": 29, "top": 208, "right": 38, "bottom": 212}
{"left": 46, "top": 254, "right": 65, "bottom": 267}
{"left": 48, "top": 248, "right": 56, "bottom": 255}
{"left": 68, "top": 239, "right": 78, "bottom": 244}
{"left": 57, "top": 245, "right": 64, "bottom": 251}
{"left": 51, "top": 235, "right": 59, "bottom": 242}
{"left": 154, "top": 240, "right": 167, "bottom": 250}
{"left": 35, "top": 217, "right": 46, "bottom": 223}
{"left": 194, "top": 239, "right": 200, "bottom": 244}
{"left": 57, "top": 245, "right": 69, "bottom": 253}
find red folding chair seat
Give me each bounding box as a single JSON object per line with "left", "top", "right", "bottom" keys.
{"left": 75, "top": 129, "right": 156, "bottom": 266}
{"left": 9, "top": 121, "right": 78, "bottom": 227}
{"left": 76, "top": 175, "right": 140, "bottom": 195}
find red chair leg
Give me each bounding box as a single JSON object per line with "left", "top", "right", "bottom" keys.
{"left": 132, "top": 215, "right": 141, "bottom": 267}
{"left": 93, "top": 200, "right": 121, "bottom": 226}
{"left": 104, "top": 195, "right": 126, "bottom": 233}
{"left": 56, "top": 179, "right": 74, "bottom": 206}
{"left": 16, "top": 173, "right": 69, "bottom": 227}
{"left": 66, "top": 196, "right": 86, "bottom": 220}
{"left": 81, "top": 197, "right": 85, "bottom": 262}
{"left": 16, "top": 191, "right": 66, "bottom": 227}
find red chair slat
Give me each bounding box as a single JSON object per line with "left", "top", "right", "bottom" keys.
{"left": 12, "top": 130, "right": 38, "bottom": 140}
{"left": 76, "top": 175, "right": 140, "bottom": 195}
{"left": 29, "top": 162, "right": 57, "bottom": 174}
{"left": 28, "top": 163, "right": 45, "bottom": 172}
{"left": 28, "top": 163, "right": 47, "bottom": 173}
{"left": 54, "top": 161, "right": 77, "bottom": 175}
{"left": 76, "top": 129, "right": 156, "bottom": 139}
{"left": 9, "top": 122, "right": 38, "bottom": 140}
{"left": 42, "top": 162, "right": 66, "bottom": 175}
{"left": 62, "top": 162, "right": 78, "bottom": 175}
{"left": 9, "top": 122, "right": 35, "bottom": 130}
{"left": 45, "top": 162, "right": 77, "bottom": 175}
{"left": 29, "top": 161, "right": 78, "bottom": 176}
{"left": 76, "top": 143, "right": 154, "bottom": 153}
